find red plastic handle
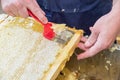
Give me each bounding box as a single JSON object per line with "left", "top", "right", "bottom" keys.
{"left": 27, "top": 9, "right": 44, "bottom": 25}
{"left": 27, "top": 9, "right": 55, "bottom": 40}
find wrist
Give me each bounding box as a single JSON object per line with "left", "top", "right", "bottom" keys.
{"left": 110, "top": 1, "right": 120, "bottom": 16}
{"left": 108, "top": 1, "right": 120, "bottom": 34}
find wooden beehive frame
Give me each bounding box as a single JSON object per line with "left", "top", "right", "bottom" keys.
{"left": 43, "top": 29, "right": 83, "bottom": 80}
{"left": 0, "top": 14, "right": 83, "bottom": 80}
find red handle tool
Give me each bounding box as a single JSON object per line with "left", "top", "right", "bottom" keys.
{"left": 27, "top": 9, "right": 55, "bottom": 40}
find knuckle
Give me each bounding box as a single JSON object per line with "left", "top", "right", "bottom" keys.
{"left": 91, "top": 27, "right": 99, "bottom": 35}
{"left": 92, "top": 29, "right": 99, "bottom": 35}
{"left": 15, "top": 1, "right": 23, "bottom": 9}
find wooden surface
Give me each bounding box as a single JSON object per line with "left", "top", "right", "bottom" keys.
{"left": 57, "top": 47, "right": 120, "bottom": 80}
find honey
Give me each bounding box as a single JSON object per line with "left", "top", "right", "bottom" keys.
{"left": 4, "top": 16, "right": 43, "bottom": 32}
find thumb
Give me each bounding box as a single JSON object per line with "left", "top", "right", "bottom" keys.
{"left": 85, "top": 27, "right": 99, "bottom": 48}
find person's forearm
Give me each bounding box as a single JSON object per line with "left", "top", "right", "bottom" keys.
{"left": 109, "top": 0, "right": 120, "bottom": 30}
{"left": 111, "top": 0, "right": 120, "bottom": 17}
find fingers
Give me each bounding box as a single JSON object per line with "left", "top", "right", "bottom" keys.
{"left": 10, "top": 3, "right": 20, "bottom": 16}
{"left": 85, "top": 27, "right": 99, "bottom": 48}
{"left": 77, "top": 38, "right": 104, "bottom": 60}
{"left": 3, "top": 6, "right": 15, "bottom": 16}
{"left": 80, "top": 36, "right": 87, "bottom": 42}
{"left": 78, "top": 36, "right": 88, "bottom": 51}
{"left": 18, "top": 7, "right": 28, "bottom": 18}
{"left": 27, "top": 0, "right": 48, "bottom": 24}
{"left": 7, "top": 11, "right": 15, "bottom": 16}
{"left": 33, "top": 0, "right": 45, "bottom": 15}
{"left": 14, "top": 1, "right": 29, "bottom": 17}
{"left": 2, "top": 0, "right": 29, "bottom": 17}
{"left": 1, "top": 0, "right": 47, "bottom": 24}
{"left": 2, "top": 3, "right": 16, "bottom": 16}
{"left": 77, "top": 27, "right": 116, "bottom": 60}
{"left": 78, "top": 42, "right": 88, "bottom": 51}
{"left": 77, "top": 31, "right": 112, "bottom": 60}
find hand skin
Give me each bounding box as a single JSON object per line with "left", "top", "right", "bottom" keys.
{"left": 1, "top": 0, "right": 48, "bottom": 24}
{"left": 77, "top": 1, "right": 120, "bottom": 60}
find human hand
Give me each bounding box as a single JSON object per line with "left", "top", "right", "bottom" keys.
{"left": 77, "top": 11, "right": 120, "bottom": 60}
{"left": 1, "top": 0, "right": 48, "bottom": 23}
